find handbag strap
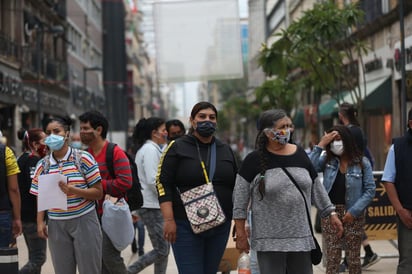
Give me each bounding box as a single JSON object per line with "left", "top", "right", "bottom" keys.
{"left": 280, "top": 167, "right": 315, "bottom": 237}
{"left": 195, "top": 140, "right": 216, "bottom": 184}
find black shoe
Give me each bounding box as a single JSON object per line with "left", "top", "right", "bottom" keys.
{"left": 138, "top": 250, "right": 144, "bottom": 256}
{"left": 362, "top": 253, "right": 381, "bottom": 269}
{"left": 131, "top": 240, "right": 137, "bottom": 253}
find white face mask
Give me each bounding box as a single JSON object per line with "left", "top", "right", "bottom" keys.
{"left": 330, "top": 140, "right": 344, "bottom": 156}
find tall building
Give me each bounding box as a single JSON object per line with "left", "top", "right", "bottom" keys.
{"left": 0, "top": 0, "right": 68, "bottom": 149}
{"left": 66, "top": 0, "right": 104, "bottom": 132}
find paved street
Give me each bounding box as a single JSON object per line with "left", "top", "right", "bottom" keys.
{"left": 15, "top": 230, "right": 399, "bottom": 274}
{"left": 15, "top": 207, "right": 399, "bottom": 274}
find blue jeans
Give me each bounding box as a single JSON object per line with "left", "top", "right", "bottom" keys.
{"left": 19, "top": 222, "right": 47, "bottom": 274}
{"left": 172, "top": 219, "right": 231, "bottom": 274}
{"left": 0, "top": 211, "right": 12, "bottom": 248}
{"left": 134, "top": 219, "right": 145, "bottom": 253}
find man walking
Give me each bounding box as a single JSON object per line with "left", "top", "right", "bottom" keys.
{"left": 382, "top": 107, "right": 412, "bottom": 274}
{"left": 79, "top": 111, "right": 132, "bottom": 274}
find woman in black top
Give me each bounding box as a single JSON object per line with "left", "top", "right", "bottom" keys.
{"left": 17, "top": 128, "right": 48, "bottom": 274}
{"left": 157, "top": 101, "right": 237, "bottom": 274}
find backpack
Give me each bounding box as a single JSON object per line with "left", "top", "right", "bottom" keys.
{"left": 106, "top": 143, "right": 143, "bottom": 211}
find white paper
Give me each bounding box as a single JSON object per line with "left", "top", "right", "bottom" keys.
{"left": 37, "top": 173, "right": 68, "bottom": 211}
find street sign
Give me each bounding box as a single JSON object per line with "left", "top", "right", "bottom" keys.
{"left": 364, "top": 171, "right": 397, "bottom": 240}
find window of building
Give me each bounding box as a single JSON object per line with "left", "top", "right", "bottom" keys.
{"left": 359, "top": 0, "right": 382, "bottom": 24}
{"left": 0, "top": 0, "right": 14, "bottom": 39}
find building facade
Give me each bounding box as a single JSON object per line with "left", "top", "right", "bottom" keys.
{"left": 0, "top": 0, "right": 69, "bottom": 150}
{"left": 66, "top": 0, "right": 104, "bottom": 132}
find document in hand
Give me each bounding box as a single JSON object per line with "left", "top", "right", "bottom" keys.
{"left": 37, "top": 173, "right": 68, "bottom": 211}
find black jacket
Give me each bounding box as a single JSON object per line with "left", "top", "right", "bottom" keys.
{"left": 157, "top": 135, "right": 237, "bottom": 220}
{"left": 393, "top": 129, "right": 412, "bottom": 210}
{"left": 17, "top": 152, "right": 41, "bottom": 222}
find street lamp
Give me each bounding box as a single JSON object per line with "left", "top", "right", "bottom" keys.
{"left": 36, "top": 25, "right": 64, "bottom": 127}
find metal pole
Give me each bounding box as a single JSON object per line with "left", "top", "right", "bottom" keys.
{"left": 36, "top": 31, "right": 43, "bottom": 128}
{"left": 400, "top": 0, "right": 407, "bottom": 135}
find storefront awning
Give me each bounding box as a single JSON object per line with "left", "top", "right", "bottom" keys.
{"left": 319, "top": 76, "right": 391, "bottom": 118}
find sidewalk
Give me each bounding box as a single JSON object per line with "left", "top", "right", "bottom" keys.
{"left": 16, "top": 233, "right": 399, "bottom": 274}
{"left": 16, "top": 206, "right": 400, "bottom": 274}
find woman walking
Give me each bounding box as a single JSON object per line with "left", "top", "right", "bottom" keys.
{"left": 233, "top": 109, "right": 343, "bottom": 274}
{"left": 127, "top": 117, "right": 170, "bottom": 274}
{"left": 310, "top": 125, "right": 375, "bottom": 274}
{"left": 30, "top": 116, "right": 103, "bottom": 274}
{"left": 157, "top": 101, "right": 238, "bottom": 274}
{"left": 17, "top": 128, "right": 48, "bottom": 274}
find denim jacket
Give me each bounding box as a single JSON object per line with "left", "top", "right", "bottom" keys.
{"left": 309, "top": 145, "right": 375, "bottom": 217}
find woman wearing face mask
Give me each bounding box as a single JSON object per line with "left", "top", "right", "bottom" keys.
{"left": 156, "top": 102, "right": 237, "bottom": 274}
{"left": 16, "top": 128, "right": 48, "bottom": 274}
{"left": 233, "top": 109, "right": 343, "bottom": 274}
{"left": 127, "top": 117, "right": 170, "bottom": 274}
{"left": 29, "top": 116, "right": 103, "bottom": 274}
{"left": 309, "top": 125, "right": 375, "bottom": 274}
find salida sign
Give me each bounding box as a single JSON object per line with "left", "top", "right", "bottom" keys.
{"left": 364, "top": 171, "right": 397, "bottom": 240}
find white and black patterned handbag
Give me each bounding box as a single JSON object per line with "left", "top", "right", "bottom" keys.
{"left": 178, "top": 141, "right": 226, "bottom": 234}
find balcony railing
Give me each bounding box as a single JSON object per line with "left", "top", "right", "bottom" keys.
{"left": 0, "top": 33, "right": 20, "bottom": 62}
{"left": 21, "top": 45, "right": 68, "bottom": 86}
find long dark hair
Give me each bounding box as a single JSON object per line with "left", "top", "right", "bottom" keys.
{"left": 339, "top": 102, "right": 360, "bottom": 126}
{"left": 255, "top": 109, "right": 288, "bottom": 200}
{"left": 325, "top": 124, "right": 362, "bottom": 166}
{"left": 132, "top": 117, "right": 165, "bottom": 151}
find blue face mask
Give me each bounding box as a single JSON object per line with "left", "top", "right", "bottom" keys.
{"left": 71, "top": 141, "right": 82, "bottom": 149}
{"left": 44, "top": 134, "right": 65, "bottom": 151}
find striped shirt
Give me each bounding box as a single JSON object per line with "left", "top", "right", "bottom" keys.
{"left": 30, "top": 147, "right": 101, "bottom": 220}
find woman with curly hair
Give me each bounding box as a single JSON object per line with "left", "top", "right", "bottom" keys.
{"left": 310, "top": 124, "right": 375, "bottom": 274}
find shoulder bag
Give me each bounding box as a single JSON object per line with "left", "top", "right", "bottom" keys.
{"left": 178, "top": 141, "right": 226, "bottom": 234}
{"left": 280, "top": 166, "right": 322, "bottom": 265}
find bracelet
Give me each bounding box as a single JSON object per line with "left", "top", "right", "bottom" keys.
{"left": 330, "top": 212, "right": 337, "bottom": 216}
{"left": 164, "top": 218, "right": 174, "bottom": 222}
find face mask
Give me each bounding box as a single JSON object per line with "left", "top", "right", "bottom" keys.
{"left": 37, "top": 144, "right": 48, "bottom": 158}
{"left": 270, "top": 128, "right": 291, "bottom": 145}
{"left": 196, "top": 121, "right": 216, "bottom": 137}
{"left": 44, "top": 134, "right": 65, "bottom": 151}
{"left": 330, "top": 140, "right": 344, "bottom": 156}
{"left": 80, "top": 132, "right": 96, "bottom": 145}
{"left": 71, "top": 141, "right": 82, "bottom": 149}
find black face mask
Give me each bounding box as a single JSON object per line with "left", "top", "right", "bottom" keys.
{"left": 196, "top": 121, "right": 216, "bottom": 137}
